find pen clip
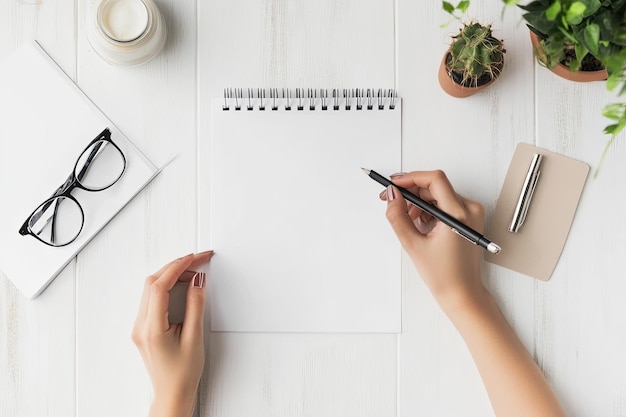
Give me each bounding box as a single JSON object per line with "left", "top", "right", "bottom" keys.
{"left": 451, "top": 228, "right": 478, "bottom": 245}
{"left": 509, "top": 153, "right": 542, "bottom": 233}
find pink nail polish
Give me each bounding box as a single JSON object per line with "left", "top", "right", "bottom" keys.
{"left": 379, "top": 189, "right": 387, "bottom": 199}
{"left": 390, "top": 172, "right": 406, "bottom": 179}
{"left": 192, "top": 272, "right": 206, "bottom": 288}
{"left": 387, "top": 185, "right": 395, "bottom": 201}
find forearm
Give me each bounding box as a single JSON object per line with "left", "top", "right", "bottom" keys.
{"left": 444, "top": 289, "right": 566, "bottom": 417}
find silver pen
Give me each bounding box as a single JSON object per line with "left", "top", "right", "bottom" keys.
{"left": 509, "top": 153, "right": 542, "bottom": 233}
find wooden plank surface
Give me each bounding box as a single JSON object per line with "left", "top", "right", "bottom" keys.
{"left": 73, "top": 0, "right": 200, "bottom": 416}
{"left": 533, "top": 33, "right": 626, "bottom": 416}
{"left": 0, "top": 1, "right": 76, "bottom": 417}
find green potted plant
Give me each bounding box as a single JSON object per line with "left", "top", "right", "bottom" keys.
{"left": 438, "top": 1, "right": 507, "bottom": 98}
{"left": 503, "top": 0, "right": 626, "bottom": 175}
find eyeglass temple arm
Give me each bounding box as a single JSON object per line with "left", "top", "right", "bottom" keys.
{"left": 75, "top": 141, "right": 106, "bottom": 182}
{"left": 24, "top": 173, "right": 75, "bottom": 230}
{"left": 46, "top": 142, "right": 105, "bottom": 243}
{"left": 50, "top": 198, "right": 63, "bottom": 245}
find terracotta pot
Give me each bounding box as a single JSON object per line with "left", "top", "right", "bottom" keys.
{"left": 529, "top": 31, "right": 608, "bottom": 82}
{"left": 438, "top": 53, "right": 499, "bottom": 98}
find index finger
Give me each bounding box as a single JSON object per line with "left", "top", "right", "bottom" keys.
{"left": 149, "top": 250, "right": 214, "bottom": 279}
{"left": 390, "top": 170, "right": 465, "bottom": 216}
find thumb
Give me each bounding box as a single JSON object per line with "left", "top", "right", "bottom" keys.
{"left": 181, "top": 271, "right": 206, "bottom": 343}
{"left": 385, "top": 185, "right": 424, "bottom": 251}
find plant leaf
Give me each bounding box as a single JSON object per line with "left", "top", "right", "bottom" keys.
{"left": 443, "top": 1, "right": 455, "bottom": 14}
{"left": 606, "top": 74, "right": 620, "bottom": 91}
{"left": 603, "top": 123, "right": 619, "bottom": 135}
{"left": 546, "top": 1, "right": 562, "bottom": 21}
{"left": 583, "top": 23, "right": 600, "bottom": 55}
{"left": 457, "top": 0, "right": 471, "bottom": 13}
{"left": 523, "top": 11, "right": 556, "bottom": 35}
{"left": 602, "top": 103, "right": 626, "bottom": 121}
{"left": 577, "top": 0, "right": 601, "bottom": 17}
{"left": 565, "top": 2, "right": 587, "bottom": 25}
{"left": 574, "top": 42, "right": 589, "bottom": 65}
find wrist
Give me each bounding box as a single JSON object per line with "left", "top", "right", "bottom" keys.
{"left": 437, "top": 284, "right": 492, "bottom": 321}
{"left": 149, "top": 393, "right": 196, "bottom": 417}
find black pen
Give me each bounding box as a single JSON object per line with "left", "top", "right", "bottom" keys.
{"left": 362, "top": 168, "right": 501, "bottom": 254}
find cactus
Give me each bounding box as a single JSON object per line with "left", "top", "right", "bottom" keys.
{"left": 445, "top": 22, "right": 505, "bottom": 88}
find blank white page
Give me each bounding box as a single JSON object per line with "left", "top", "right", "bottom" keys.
{"left": 209, "top": 93, "right": 401, "bottom": 333}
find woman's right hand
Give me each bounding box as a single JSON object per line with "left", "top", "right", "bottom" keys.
{"left": 381, "top": 170, "right": 487, "bottom": 312}
{"left": 383, "top": 171, "right": 568, "bottom": 417}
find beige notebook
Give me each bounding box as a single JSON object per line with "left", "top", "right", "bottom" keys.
{"left": 485, "top": 143, "right": 589, "bottom": 281}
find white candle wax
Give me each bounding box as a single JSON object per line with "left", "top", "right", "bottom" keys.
{"left": 100, "top": 0, "right": 149, "bottom": 42}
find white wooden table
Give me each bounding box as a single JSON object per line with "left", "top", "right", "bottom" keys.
{"left": 1, "top": 1, "right": 625, "bottom": 416}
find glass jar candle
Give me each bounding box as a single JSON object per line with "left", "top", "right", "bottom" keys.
{"left": 87, "top": 0, "right": 167, "bottom": 66}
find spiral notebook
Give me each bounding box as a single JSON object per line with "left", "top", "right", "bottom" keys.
{"left": 206, "top": 89, "right": 402, "bottom": 333}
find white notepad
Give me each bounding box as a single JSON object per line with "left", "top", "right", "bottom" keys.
{"left": 207, "top": 90, "right": 402, "bottom": 333}
{"left": 0, "top": 41, "right": 159, "bottom": 299}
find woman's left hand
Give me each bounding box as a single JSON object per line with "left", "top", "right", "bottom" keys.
{"left": 132, "top": 251, "right": 214, "bottom": 417}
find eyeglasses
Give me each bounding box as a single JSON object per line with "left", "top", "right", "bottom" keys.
{"left": 19, "top": 128, "right": 127, "bottom": 247}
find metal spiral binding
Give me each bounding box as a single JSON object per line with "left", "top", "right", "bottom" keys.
{"left": 283, "top": 88, "right": 291, "bottom": 111}
{"left": 257, "top": 88, "right": 266, "bottom": 111}
{"left": 343, "top": 89, "right": 352, "bottom": 110}
{"left": 307, "top": 88, "right": 316, "bottom": 110}
{"left": 247, "top": 88, "right": 254, "bottom": 110}
{"left": 223, "top": 88, "right": 398, "bottom": 111}
{"left": 269, "top": 88, "right": 277, "bottom": 111}
{"left": 296, "top": 88, "right": 304, "bottom": 110}
{"left": 377, "top": 89, "right": 384, "bottom": 110}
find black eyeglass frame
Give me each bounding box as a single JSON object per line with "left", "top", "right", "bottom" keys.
{"left": 18, "top": 128, "right": 127, "bottom": 247}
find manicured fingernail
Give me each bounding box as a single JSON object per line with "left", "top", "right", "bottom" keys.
{"left": 192, "top": 272, "right": 206, "bottom": 288}
{"left": 197, "top": 250, "right": 214, "bottom": 256}
{"left": 176, "top": 253, "right": 193, "bottom": 263}
{"left": 386, "top": 185, "right": 395, "bottom": 201}
{"left": 181, "top": 270, "right": 198, "bottom": 280}
{"left": 390, "top": 172, "right": 406, "bottom": 179}
{"left": 379, "top": 189, "right": 387, "bottom": 199}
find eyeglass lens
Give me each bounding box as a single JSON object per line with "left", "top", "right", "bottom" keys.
{"left": 28, "top": 196, "right": 84, "bottom": 246}
{"left": 75, "top": 139, "right": 126, "bottom": 191}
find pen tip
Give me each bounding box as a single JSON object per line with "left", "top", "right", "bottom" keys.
{"left": 361, "top": 167, "right": 370, "bottom": 175}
